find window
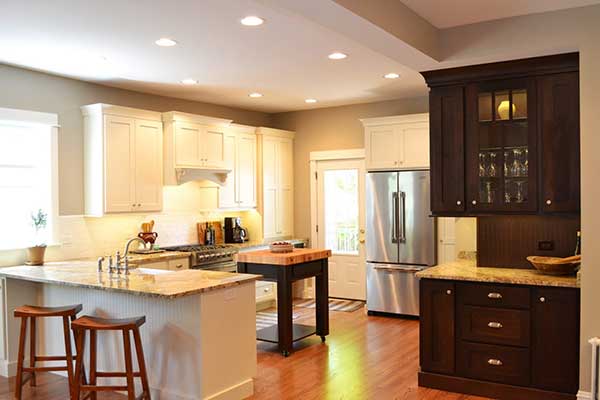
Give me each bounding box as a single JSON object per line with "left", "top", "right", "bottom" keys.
{"left": 0, "top": 108, "right": 58, "bottom": 250}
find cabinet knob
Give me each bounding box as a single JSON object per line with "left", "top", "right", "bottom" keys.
{"left": 487, "top": 359, "right": 503, "bottom": 366}
{"left": 488, "top": 292, "right": 502, "bottom": 299}
{"left": 472, "top": 200, "right": 477, "bottom": 205}
{"left": 456, "top": 200, "right": 462, "bottom": 206}
{"left": 539, "top": 297, "right": 546, "bottom": 303}
{"left": 446, "top": 289, "right": 452, "bottom": 295}
{"left": 546, "top": 199, "right": 552, "bottom": 205}
{"left": 264, "top": 287, "right": 270, "bottom": 293}
{"left": 132, "top": 204, "right": 136, "bottom": 207}
{"left": 487, "top": 321, "right": 503, "bottom": 329}
{"left": 137, "top": 203, "right": 141, "bottom": 207}
{"left": 394, "top": 161, "right": 398, "bottom": 165}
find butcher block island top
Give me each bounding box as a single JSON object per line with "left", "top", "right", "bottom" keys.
{"left": 237, "top": 248, "right": 332, "bottom": 266}
{"left": 0, "top": 261, "right": 260, "bottom": 298}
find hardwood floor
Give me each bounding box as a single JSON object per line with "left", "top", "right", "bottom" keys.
{"left": 0, "top": 306, "right": 489, "bottom": 399}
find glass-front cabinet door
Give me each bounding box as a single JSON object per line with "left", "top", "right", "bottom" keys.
{"left": 465, "top": 79, "right": 537, "bottom": 212}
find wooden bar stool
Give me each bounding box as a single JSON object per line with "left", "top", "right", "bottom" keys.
{"left": 71, "top": 315, "right": 151, "bottom": 400}
{"left": 13, "top": 304, "right": 83, "bottom": 400}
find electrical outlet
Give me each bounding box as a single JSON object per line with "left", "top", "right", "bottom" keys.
{"left": 538, "top": 240, "right": 555, "bottom": 251}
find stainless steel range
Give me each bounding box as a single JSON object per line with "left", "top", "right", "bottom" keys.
{"left": 162, "top": 244, "right": 239, "bottom": 272}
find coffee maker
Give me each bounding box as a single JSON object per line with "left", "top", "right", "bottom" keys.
{"left": 224, "top": 217, "right": 248, "bottom": 243}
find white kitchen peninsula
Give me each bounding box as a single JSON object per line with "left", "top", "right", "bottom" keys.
{"left": 0, "top": 262, "right": 259, "bottom": 400}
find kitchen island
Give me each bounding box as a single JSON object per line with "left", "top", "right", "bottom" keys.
{"left": 237, "top": 248, "right": 331, "bottom": 357}
{"left": 0, "top": 262, "right": 260, "bottom": 400}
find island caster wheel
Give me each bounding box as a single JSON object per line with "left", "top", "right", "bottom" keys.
{"left": 282, "top": 350, "right": 290, "bottom": 357}
{"left": 320, "top": 336, "right": 326, "bottom": 343}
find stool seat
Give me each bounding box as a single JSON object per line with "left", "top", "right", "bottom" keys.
{"left": 72, "top": 315, "right": 146, "bottom": 330}
{"left": 14, "top": 304, "right": 83, "bottom": 318}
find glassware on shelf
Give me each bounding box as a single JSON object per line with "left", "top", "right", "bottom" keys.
{"left": 488, "top": 152, "right": 497, "bottom": 177}
{"left": 520, "top": 148, "right": 529, "bottom": 177}
{"left": 504, "top": 150, "right": 510, "bottom": 177}
{"left": 485, "top": 181, "right": 495, "bottom": 204}
{"left": 511, "top": 149, "right": 522, "bottom": 177}
{"left": 504, "top": 189, "right": 511, "bottom": 203}
{"left": 516, "top": 180, "right": 525, "bottom": 203}
{"left": 479, "top": 153, "right": 486, "bottom": 177}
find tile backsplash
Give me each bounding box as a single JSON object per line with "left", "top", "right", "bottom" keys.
{"left": 0, "top": 181, "right": 263, "bottom": 267}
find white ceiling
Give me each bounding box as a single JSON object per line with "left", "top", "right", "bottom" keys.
{"left": 0, "top": 0, "right": 427, "bottom": 113}
{"left": 400, "top": 0, "right": 600, "bottom": 29}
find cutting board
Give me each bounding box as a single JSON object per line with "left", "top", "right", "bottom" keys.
{"left": 196, "top": 222, "right": 224, "bottom": 245}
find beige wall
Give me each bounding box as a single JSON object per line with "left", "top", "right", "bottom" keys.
{"left": 0, "top": 64, "right": 271, "bottom": 216}
{"left": 270, "top": 97, "right": 428, "bottom": 240}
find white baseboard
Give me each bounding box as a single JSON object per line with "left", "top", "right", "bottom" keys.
{"left": 0, "top": 358, "right": 28, "bottom": 377}
{"left": 205, "top": 378, "right": 254, "bottom": 400}
{"left": 578, "top": 390, "right": 592, "bottom": 400}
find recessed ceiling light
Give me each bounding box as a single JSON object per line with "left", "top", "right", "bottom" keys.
{"left": 248, "top": 92, "right": 263, "bottom": 98}
{"left": 181, "top": 78, "right": 198, "bottom": 85}
{"left": 155, "top": 38, "right": 177, "bottom": 47}
{"left": 328, "top": 52, "right": 347, "bottom": 60}
{"left": 241, "top": 16, "right": 264, "bottom": 26}
{"left": 384, "top": 72, "right": 400, "bottom": 79}
{"left": 305, "top": 98, "right": 318, "bottom": 104}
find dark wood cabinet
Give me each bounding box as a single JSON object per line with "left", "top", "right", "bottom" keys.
{"left": 419, "top": 279, "right": 580, "bottom": 400}
{"left": 531, "top": 287, "right": 580, "bottom": 393}
{"left": 422, "top": 53, "right": 579, "bottom": 217}
{"left": 420, "top": 279, "right": 455, "bottom": 374}
{"left": 429, "top": 86, "right": 465, "bottom": 214}
{"left": 538, "top": 72, "right": 580, "bottom": 213}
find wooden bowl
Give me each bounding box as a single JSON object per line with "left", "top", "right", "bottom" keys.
{"left": 270, "top": 242, "right": 294, "bottom": 254}
{"left": 526, "top": 256, "right": 580, "bottom": 276}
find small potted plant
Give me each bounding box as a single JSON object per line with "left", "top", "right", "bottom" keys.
{"left": 27, "top": 209, "right": 48, "bottom": 266}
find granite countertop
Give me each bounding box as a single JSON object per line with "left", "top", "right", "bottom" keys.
{"left": 0, "top": 261, "right": 260, "bottom": 299}
{"left": 127, "top": 251, "right": 191, "bottom": 265}
{"left": 416, "top": 259, "right": 579, "bottom": 288}
{"left": 237, "top": 248, "right": 331, "bottom": 266}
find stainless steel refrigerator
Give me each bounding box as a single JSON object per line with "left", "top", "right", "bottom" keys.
{"left": 366, "top": 170, "right": 436, "bottom": 316}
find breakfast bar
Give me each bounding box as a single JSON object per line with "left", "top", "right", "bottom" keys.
{"left": 237, "top": 248, "right": 331, "bottom": 356}
{"left": 0, "top": 262, "right": 260, "bottom": 400}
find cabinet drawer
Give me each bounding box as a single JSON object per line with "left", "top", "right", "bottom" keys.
{"left": 256, "top": 282, "right": 275, "bottom": 303}
{"left": 458, "top": 342, "right": 530, "bottom": 387}
{"left": 457, "top": 282, "right": 530, "bottom": 309}
{"left": 459, "top": 306, "right": 530, "bottom": 347}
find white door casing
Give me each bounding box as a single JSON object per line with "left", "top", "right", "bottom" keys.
{"left": 438, "top": 217, "right": 456, "bottom": 263}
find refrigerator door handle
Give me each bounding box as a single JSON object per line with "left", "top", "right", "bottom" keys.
{"left": 373, "top": 265, "right": 424, "bottom": 273}
{"left": 399, "top": 191, "right": 406, "bottom": 243}
{"left": 392, "top": 192, "right": 399, "bottom": 243}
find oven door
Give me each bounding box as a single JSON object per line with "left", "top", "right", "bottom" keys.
{"left": 194, "top": 261, "right": 237, "bottom": 273}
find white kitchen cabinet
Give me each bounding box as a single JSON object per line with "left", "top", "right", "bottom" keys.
{"left": 219, "top": 124, "right": 257, "bottom": 209}
{"left": 136, "top": 257, "right": 190, "bottom": 271}
{"left": 257, "top": 127, "right": 295, "bottom": 239}
{"left": 361, "top": 113, "right": 429, "bottom": 171}
{"left": 82, "top": 104, "right": 163, "bottom": 216}
{"left": 162, "top": 111, "right": 233, "bottom": 185}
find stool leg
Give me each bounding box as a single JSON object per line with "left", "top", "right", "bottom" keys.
{"left": 62, "top": 316, "right": 75, "bottom": 399}
{"left": 29, "top": 317, "right": 36, "bottom": 387}
{"left": 72, "top": 329, "right": 85, "bottom": 400}
{"left": 89, "top": 330, "right": 97, "bottom": 400}
{"left": 122, "top": 330, "right": 136, "bottom": 400}
{"left": 14, "top": 317, "right": 27, "bottom": 400}
{"left": 133, "top": 328, "right": 151, "bottom": 400}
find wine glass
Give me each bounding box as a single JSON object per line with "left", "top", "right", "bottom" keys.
{"left": 479, "top": 153, "right": 486, "bottom": 177}
{"left": 521, "top": 148, "right": 529, "bottom": 177}
{"left": 516, "top": 181, "right": 524, "bottom": 203}
{"left": 511, "top": 149, "right": 522, "bottom": 177}
{"left": 485, "top": 181, "right": 495, "bottom": 204}
{"left": 488, "top": 152, "right": 497, "bottom": 177}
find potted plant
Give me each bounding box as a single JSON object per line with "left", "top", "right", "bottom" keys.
{"left": 27, "top": 209, "right": 48, "bottom": 266}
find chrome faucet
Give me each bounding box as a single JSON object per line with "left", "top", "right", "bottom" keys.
{"left": 124, "top": 237, "right": 146, "bottom": 258}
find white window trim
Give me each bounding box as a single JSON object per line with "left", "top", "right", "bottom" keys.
{"left": 0, "top": 107, "right": 60, "bottom": 250}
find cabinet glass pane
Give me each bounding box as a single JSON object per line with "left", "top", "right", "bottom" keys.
{"left": 512, "top": 89, "right": 527, "bottom": 119}
{"left": 478, "top": 93, "right": 492, "bottom": 121}
{"left": 323, "top": 169, "right": 359, "bottom": 255}
{"left": 495, "top": 91, "right": 510, "bottom": 120}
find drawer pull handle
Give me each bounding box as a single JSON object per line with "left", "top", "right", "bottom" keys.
{"left": 175, "top": 264, "right": 183, "bottom": 269}
{"left": 488, "top": 359, "right": 503, "bottom": 366}
{"left": 488, "top": 322, "right": 503, "bottom": 329}
{"left": 264, "top": 288, "right": 270, "bottom": 293}
{"left": 487, "top": 292, "right": 502, "bottom": 299}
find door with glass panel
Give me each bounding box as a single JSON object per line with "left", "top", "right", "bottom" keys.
{"left": 465, "top": 79, "right": 538, "bottom": 212}
{"left": 316, "top": 159, "right": 366, "bottom": 300}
